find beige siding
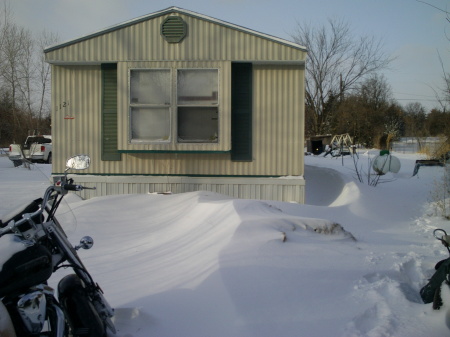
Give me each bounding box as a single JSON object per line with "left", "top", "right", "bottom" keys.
{"left": 51, "top": 65, "right": 102, "bottom": 173}
{"left": 70, "top": 175, "right": 305, "bottom": 203}
{"left": 52, "top": 63, "right": 304, "bottom": 177}
{"left": 45, "top": 13, "right": 306, "bottom": 64}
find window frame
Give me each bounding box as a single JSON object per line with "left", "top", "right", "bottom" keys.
{"left": 128, "top": 67, "right": 220, "bottom": 146}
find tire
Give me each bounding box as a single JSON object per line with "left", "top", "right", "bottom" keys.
{"left": 47, "top": 152, "right": 52, "bottom": 164}
{"left": 58, "top": 274, "right": 105, "bottom": 337}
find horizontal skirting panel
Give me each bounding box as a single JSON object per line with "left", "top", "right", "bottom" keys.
{"left": 68, "top": 175, "right": 305, "bottom": 203}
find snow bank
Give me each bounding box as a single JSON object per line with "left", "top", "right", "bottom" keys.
{"left": 0, "top": 150, "right": 449, "bottom": 336}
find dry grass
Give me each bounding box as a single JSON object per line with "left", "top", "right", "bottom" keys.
{"left": 418, "top": 135, "right": 450, "bottom": 161}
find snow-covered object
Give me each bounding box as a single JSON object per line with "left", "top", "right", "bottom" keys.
{"left": 371, "top": 154, "right": 401, "bottom": 174}
{"left": 0, "top": 235, "right": 27, "bottom": 273}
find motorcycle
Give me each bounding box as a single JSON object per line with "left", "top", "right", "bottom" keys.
{"left": 420, "top": 228, "right": 450, "bottom": 310}
{"left": 0, "top": 155, "right": 115, "bottom": 337}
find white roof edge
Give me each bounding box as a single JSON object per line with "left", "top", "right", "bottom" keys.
{"left": 44, "top": 6, "right": 307, "bottom": 53}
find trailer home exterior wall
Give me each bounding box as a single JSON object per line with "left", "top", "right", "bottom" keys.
{"left": 45, "top": 7, "right": 307, "bottom": 202}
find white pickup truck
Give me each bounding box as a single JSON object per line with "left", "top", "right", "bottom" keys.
{"left": 8, "top": 135, "right": 52, "bottom": 166}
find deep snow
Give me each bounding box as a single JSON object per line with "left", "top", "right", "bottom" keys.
{"left": 0, "top": 150, "right": 449, "bottom": 337}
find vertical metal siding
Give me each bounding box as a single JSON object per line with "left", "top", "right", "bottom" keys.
{"left": 52, "top": 63, "right": 304, "bottom": 177}
{"left": 45, "top": 14, "right": 306, "bottom": 63}
{"left": 52, "top": 65, "right": 102, "bottom": 173}
{"left": 71, "top": 175, "right": 304, "bottom": 203}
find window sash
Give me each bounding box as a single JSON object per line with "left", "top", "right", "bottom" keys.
{"left": 178, "top": 107, "right": 218, "bottom": 143}
{"left": 177, "top": 69, "right": 218, "bottom": 106}
{"left": 130, "top": 107, "right": 171, "bottom": 142}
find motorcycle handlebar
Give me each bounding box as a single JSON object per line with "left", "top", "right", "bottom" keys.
{"left": 0, "top": 182, "right": 95, "bottom": 237}
{"left": 63, "top": 184, "right": 83, "bottom": 191}
{"left": 62, "top": 183, "right": 96, "bottom": 191}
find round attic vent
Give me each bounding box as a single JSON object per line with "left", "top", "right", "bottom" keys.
{"left": 161, "top": 16, "right": 187, "bottom": 43}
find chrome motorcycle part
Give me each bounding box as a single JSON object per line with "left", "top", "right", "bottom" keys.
{"left": 17, "top": 290, "right": 47, "bottom": 334}
{"left": 75, "top": 236, "right": 94, "bottom": 250}
{"left": 46, "top": 300, "right": 67, "bottom": 337}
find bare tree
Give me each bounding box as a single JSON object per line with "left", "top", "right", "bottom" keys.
{"left": 0, "top": 3, "right": 56, "bottom": 143}
{"left": 291, "top": 18, "right": 393, "bottom": 135}
{"left": 35, "top": 30, "right": 58, "bottom": 125}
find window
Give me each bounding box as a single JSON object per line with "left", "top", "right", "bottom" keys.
{"left": 130, "top": 69, "right": 171, "bottom": 142}
{"left": 177, "top": 69, "right": 218, "bottom": 143}
{"left": 129, "top": 68, "right": 219, "bottom": 144}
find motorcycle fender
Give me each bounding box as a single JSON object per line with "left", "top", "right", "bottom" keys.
{"left": 58, "top": 274, "right": 105, "bottom": 337}
{"left": 0, "top": 301, "right": 17, "bottom": 337}
{"left": 58, "top": 274, "right": 86, "bottom": 301}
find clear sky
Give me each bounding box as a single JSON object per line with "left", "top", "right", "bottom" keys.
{"left": 9, "top": 0, "right": 450, "bottom": 111}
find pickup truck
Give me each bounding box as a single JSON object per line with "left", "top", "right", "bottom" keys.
{"left": 8, "top": 135, "right": 52, "bottom": 165}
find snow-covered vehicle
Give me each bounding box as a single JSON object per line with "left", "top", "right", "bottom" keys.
{"left": 421, "top": 229, "right": 450, "bottom": 311}
{"left": 8, "top": 135, "right": 52, "bottom": 165}
{"left": 0, "top": 154, "right": 115, "bottom": 337}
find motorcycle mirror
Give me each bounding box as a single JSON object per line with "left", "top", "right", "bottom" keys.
{"left": 66, "top": 155, "right": 91, "bottom": 171}
{"left": 75, "top": 236, "right": 94, "bottom": 250}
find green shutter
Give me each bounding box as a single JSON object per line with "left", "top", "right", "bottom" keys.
{"left": 101, "top": 64, "right": 121, "bottom": 161}
{"left": 231, "top": 63, "right": 253, "bottom": 161}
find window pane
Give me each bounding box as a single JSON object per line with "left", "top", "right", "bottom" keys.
{"left": 130, "top": 69, "right": 170, "bottom": 105}
{"left": 178, "top": 107, "right": 218, "bottom": 143}
{"left": 177, "top": 69, "right": 218, "bottom": 105}
{"left": 131, "top": 107, "right": 170, "bottom": 142}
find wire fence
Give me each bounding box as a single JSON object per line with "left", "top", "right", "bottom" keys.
{"left": 391, "top": 137, "right": 443, "bottom": 154}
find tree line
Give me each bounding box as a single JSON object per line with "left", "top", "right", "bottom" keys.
{"left": 0, "top": 4, "right": 56, "bottom": 147}
{"left": 292, "top": 16, "right": 450, "bottom": 149}
{"left": 313, "top": 73, "right": 450, "bottom": 149}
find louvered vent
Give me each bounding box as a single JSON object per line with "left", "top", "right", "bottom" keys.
{"left": 161, "top": 16, "right": 187, "bottom": 43}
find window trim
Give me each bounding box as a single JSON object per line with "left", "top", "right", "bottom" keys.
{"left": 128, "top": 67, "right": 220, "bottom": 146}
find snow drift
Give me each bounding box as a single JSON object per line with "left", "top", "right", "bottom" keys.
{"left": 0, "top": 150, "right": 449, "bottom": 336}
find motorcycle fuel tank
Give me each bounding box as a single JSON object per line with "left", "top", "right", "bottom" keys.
{"left": 0, "top": 236, "right": 52, "bottom": 297}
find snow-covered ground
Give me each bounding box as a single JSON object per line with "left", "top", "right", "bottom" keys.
{"left": 0, "top": 150, "right": 449, "bottom": 337}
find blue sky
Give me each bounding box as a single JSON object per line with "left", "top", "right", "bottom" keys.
{"left": 10, "top": 0, "right": 450, "bottom": 111}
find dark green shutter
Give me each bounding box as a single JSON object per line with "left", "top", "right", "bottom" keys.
{"left": 101, "top": 64, "right": 121, "bottom": 161}
{"left": 231, "top": 63, "right": 253, "bottom": 161}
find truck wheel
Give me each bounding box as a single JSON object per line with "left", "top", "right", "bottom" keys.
{"left": 47, "top": 152, "right": 52, "bottom": 164}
